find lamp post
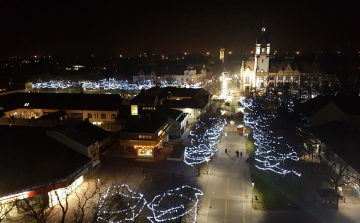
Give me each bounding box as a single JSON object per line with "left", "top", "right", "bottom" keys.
{"left": 206, "top": 158, "right": 210, "bottom": 175}
{"left": 252, "top": 182, "right": 255, "bottom": 202}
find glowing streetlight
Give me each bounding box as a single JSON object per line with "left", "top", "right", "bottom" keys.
{"left": 229, "top": 51, "right": 232, "bottom": 54}
{"left": 184, "top": 52, "right": 187, "bottom": 55}
{"left": 207, "top": 52, "right": 209, "bottom": 55}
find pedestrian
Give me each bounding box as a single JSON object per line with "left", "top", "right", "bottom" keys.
{"left": 240, "top": 152, "right": 242, "bottom": 157}
{"left": 225, "top": 148, "right": 227, "bottom": 153}
{"left": 207, "top": 169, "right": 209, "bottom": 175}
{"left": 144, "top": 174, "right": 147, "bottom": 180}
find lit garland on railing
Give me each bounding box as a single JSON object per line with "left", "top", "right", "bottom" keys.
{"left": 97, "top": 184, "right": 147, "bottom": 222}
{"left": 97, "top": 184, "right": 203, "bottom": 223}
{"left": 242, "top": 97, "right": 301, "bottom": 177}
{"left": 147, "top": 185, "right": 203, "bottom": 223}
{"left": 184, "top": 118, "right": 226, "bottom": 166}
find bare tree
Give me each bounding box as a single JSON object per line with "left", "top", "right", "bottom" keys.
{"left": 72, "top": 180, "right": 103, "bottom": 223}
{"left": 16, "top": 193, "right": 56, "bottom": 223}
{"left": 52, "top": 188, "right": 73, "bottom": 223}
{"left": 90, "top": 176, "right": 147, "bottom": 223}
{"left": 146, "top": 172, "right": 201, "bottom": 223}
{"left": 321, "top": 149, "right": 349, "bottom": 192}
{"left": 0, "top": 201, "right": 17, "bottom": 223}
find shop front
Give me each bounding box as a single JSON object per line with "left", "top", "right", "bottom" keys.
{"left": 135, "top": 145, "right": 153, "bottom": 157}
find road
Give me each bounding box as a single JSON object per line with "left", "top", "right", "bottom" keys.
{"left": 196, "top": 124, "right": 252, "bottom": 223}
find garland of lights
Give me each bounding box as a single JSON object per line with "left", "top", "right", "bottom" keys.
{"left": 241, "top": 97, "right": 301, "bottom": 177}
{"left": 184, "top": 118, "right": 226, "bottom": 166}
{"left": 32, "top": 78, "right": 203, "bottom": 91}
{"left": 146, "top": 185, "right": 203, "bottom": 223}
{"left": 97, "top": 184, "right": 147, "bottom": 222}
{"left": 97, "top": 184, "right": 203, "bottom": 223}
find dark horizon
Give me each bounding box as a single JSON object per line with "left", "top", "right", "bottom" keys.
{"left": 1, "top": 0, "right": 359, "bottom": 58}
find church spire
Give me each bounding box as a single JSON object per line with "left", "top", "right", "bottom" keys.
{"left": 261, "top": 20, "right": 266, "bottom": 35}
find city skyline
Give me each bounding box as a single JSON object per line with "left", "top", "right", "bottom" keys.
{"left": 1, "top": 0, "right": 359, "bottom": 57}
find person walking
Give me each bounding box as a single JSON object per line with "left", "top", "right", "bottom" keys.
{"left": 144, "top": 174, "right": 147, "bottom": 180}
{"left": 225, "top": 148, "right": 227, "bottom": 153}
{"left": 240, "top": 152, "right": 242, "bottom": 157}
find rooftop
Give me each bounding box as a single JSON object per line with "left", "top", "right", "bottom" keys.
{"left": 297, "top": 95, "right": 360, "bottom": 118}
{"left": 315, "top": 189, "right": 343, "bottom": 198}
{"left": 0, "top": 92, "right": 124, "bottom": 112}
{"left": 119, "top": 113, "right": 168, "bottom": 134}
{"left": 0, "top": 126, "right": 90, "bottom": 197}
{"left": 309, "top": 121, "right": 360, "bottom": 174}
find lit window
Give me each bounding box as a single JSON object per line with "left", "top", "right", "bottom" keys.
{"left": 131, "top": 105, "right": 138, "bottom": 115}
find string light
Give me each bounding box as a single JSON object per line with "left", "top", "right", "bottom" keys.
{"left": 97, "top": 184, "right": 203, "bottom": 223}
{"left": 32, "top": 78, "right": 203, "bottom": 91}
{"left": 184, "top": 118, "right": 226, "bottom": 166}
{"left": 97, "top": 184, "right": 147, "bottom": 222}
{"left": 147, "top": 185, "right": 203, "bottom": 223}
{"left": 241, "top": 97, "right": 301, "bottom": 177}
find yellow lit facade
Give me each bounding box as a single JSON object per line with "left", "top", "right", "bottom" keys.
{"left": 120, "top": 124, "right": 170, "bottom": 158}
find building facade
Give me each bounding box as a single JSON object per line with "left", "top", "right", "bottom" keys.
{"left": 165, "top": 65, "right": 206, "bottom": 87}
{"left": 240, "top": 27, "right": 322, "bottom": 93}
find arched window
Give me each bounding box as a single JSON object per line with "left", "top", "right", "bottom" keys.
{"left": 101, "top": 114, "right": 106, "bottom": 119}
{"left": 88, "top": 113, "right": 92, "bottom": 118}
{"left": 111, "top": 114, "right": 116, "bottom": 119}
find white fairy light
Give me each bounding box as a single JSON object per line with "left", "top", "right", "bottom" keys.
{"left": 147, "top": 185, "right": 203, "bottom": 223}
{"left": 184, "top": 118, "right": 226, "bottom": 166}
{"left": 97, "top": 184, "right": 147, "bottom": 222}
{"left": 97, "top": 184, "right": 203, "bottom": 223}
{"left": 242, "top": 97, "right": 301, "bottom": 177}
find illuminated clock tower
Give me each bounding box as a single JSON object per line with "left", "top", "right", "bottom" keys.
{"left": 254, "top": 27, "right": 270, "bottom": 73}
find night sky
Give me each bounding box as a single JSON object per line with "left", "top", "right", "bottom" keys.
{"left": 1, "top": 0, "right": 359, "bottom": 57}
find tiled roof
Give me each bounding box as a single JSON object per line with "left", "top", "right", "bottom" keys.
{"left": 244, "top": 58, "right": 255, "bottom": 70}
{"left": 269, "top": 58, "right": 297, "bottom": 72}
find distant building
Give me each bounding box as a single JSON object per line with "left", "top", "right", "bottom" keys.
{"left": 220, "top": 48, "right": 225, "bottom": 63}
{"left": 0, "top": 93, "right": 127, "bottom": 131}
{"left": 165, "top": 65, "right": 206, "bottom": 86}
{"left": 133, "top": 70, "right": 157, "bottom": 83}
{"left": 240, "top": 27, "right": 322, "bottom": 93}
{"left": 130, "top": 86, "right": 211, "bottom": 119}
